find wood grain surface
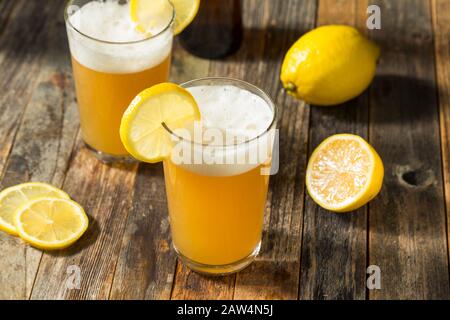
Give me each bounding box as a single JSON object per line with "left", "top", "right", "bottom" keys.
{"left": 433, "top": 0, "right": 450, "bottom": 296}
{"left": 299, "top": 0, "right": 369, "bottom": 300}
{"left": 368, "top": 0, "right": 449, "bottom": 299}
{"left": 0, "top": 0, "right": 449, "bottom": 300}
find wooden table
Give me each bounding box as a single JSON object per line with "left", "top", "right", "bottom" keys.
{"left": 1, "top": 0, "right": 450, "bottom": 300}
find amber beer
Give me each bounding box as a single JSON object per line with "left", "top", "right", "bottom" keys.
{"left": 71, "top": 57, "right": 171, "bottom": 156}
{"left": 65, "top": 0, "right": 174, "bottom": 160}
{"left": 163, "top": 78, "right": 278, "bottom": 275}
{"left": 164, "top": 162, "right": 270, "bottom": 269}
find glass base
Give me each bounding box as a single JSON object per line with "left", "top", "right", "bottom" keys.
{"left": 84, "top": 143, "right": 136, "bottom": 164}
{"left": 174, "top": 242, "right": 261, "bottom": 276}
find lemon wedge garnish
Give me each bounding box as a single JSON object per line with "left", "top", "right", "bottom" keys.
{"left": 14, "top": 198, "right": 89, "bottom": 250}
{"left": 130, "top": 0, "right": 200, "bottom": 35}
{"left": 120, "top": 83, "right": 200, "bottom": 163}
{"left": 170, "top": 0, "right": 200, "bottom": 35}
{"left": 306, "top": 134, "right": 384, "bottom": 212}
{"left": 0, "top": 182, "right": 70, "bottom": 236}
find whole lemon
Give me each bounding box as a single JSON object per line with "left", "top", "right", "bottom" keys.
{"left": 280, "top": 25, "right": 380, "bottom": 106}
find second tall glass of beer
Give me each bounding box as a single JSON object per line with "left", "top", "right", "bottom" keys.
{"left": 163, "top": 78, "right": 278, "bottom": 275}
{"left": 65, "top": 0, "right": 174, "bottom": 161}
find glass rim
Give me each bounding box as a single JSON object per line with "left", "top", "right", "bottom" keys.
{"left": 64, "top": 0, "right": 175, "bottom": 45}
{"left": 162, "top": 77, "right": 279, "bottom": 148}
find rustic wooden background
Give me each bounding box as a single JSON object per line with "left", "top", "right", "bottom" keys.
{"left": 0, "top": 0, "right": 449, "bottom": 300}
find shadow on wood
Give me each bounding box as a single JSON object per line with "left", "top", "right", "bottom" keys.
{"left": 225, "top": 27, "right": 309, "bottom": 63}
{"left": 371, "top": 75, "right": 438, "bottom": 125}
{"left": 235, "top": 260, "right": 300, "bottom": 300}
{"left": 46, "top": 218, "right": 100, "bottom": 258}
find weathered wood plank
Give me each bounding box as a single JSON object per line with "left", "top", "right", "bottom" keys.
{"left": 171, "top": 264, "right": 237, "bottom": 300}
{"left": 30, "top": 145, "right": 138, "bottom": 300}
{"left": 109, "top": 43, "right": 210, "bottom": 300}
{"left": 109, "top": 163, "right": 178, "bottom": 300}
{"left": 170, "top": 0, "right": 315, "bottom": 300}
{"left": 299, "top": 0, "right": 369, "bottom": 300}
{"left": 0, "top": 0, "right": 56, "bottom": 178}
{"left": 233, "top": 0, "right": 315, "bottom": 301}
{"left": 432, "top": 0, "right": 450, "bottom": 287}
{"left": 368, "top": 0, "right": 450, "bottom": 299}
{"left": 4, "top": 1, "right": 137, "bottom": 301}
{"left": 0, "top": 0, "right": 17, "bottom": 39}
{"left": 0, "top": 0, "right": 79, "bottom": 300}
{"left": 170, "top": 41, "right": 211, "bottom": 84}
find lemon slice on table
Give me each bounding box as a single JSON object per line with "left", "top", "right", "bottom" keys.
{"left": 0, "top": 183, "right": 70, "bottom": 236}
{"left": 130, "top": 0, "right": 200, "bottom": 35}
{"left": 14, "top": 198, "right": 89, "bottom": 250}
{"left": 306, "top": 134, "right": 384, "bottom": 213}
{"left": 120, "top": 83, "right": 200, "bottom": 163}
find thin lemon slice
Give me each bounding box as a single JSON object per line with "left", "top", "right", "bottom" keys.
{"left": 130, "top": 0, "right": 200, "bottom": 35}
{"left": 171, "top": 0, "right": 200, "bottom": 35}
{"left": 15, "top": 198, "right": 89, "bottom": 250}
{"left": 130, "top": 0, "right": 174, "bottom": 35}
{"left": 0, "top": 183, "right": 70, "bottom": 236}
{"left": 120, "top": 83, "right": 200, "bottom": 163}
{"left": 306, "top": 134, "right": 384, "bottom": 212}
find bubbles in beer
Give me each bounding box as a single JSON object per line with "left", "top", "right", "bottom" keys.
{"left": 170, "top": 85, "right": 276, "bottom": 177}
{"left": 187, "top": 85, "right": 274, "bottom": 145}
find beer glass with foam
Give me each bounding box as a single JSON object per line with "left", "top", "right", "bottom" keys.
{"left": 163, "top": 78, "right": 278, "bottom": 275}
{"left": 65, "top": 0, "right": 174, "bottom": 161}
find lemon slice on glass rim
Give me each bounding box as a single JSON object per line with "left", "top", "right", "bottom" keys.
{"left": 306, "top": 134, "right": 384, "bottom": 213}
{"left": 120, "top": 82, "right": 200, "bottom": 163}
{"left": 130, "top": 0, "right": 200, "bottom": 35}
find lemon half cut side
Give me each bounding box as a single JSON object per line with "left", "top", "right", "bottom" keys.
{"left": 306, "top": 134, "right": 384, "bottom": 212}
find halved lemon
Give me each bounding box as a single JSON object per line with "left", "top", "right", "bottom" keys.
{"left": 306, "top": 134, "right": 384, "bottom": 212}
{"left": 14, "top": 198, "right": 89, "bottom": 250}
{"left": 120, "top": 83, "right": 200, "bottom": 163}
{"left": 130, "top": 0, "right": 200, "bottom": 35}
{"left": 0, "top": 183, "right": 70, "bottom": 236}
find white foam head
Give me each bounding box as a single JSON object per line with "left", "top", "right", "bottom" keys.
{"left": 66, "top": 0, "right": 173, "bottom": 73}
{"left": 189, "top": 85, "right": 274, "bottom": 142}
{"left": 169, "top": 83, "right": 277, "bottom": 177}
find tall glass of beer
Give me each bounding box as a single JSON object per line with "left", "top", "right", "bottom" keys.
{"left": 65, "top": 0, "right": 174, "bottom": 161}
{"left": 163, "top": 78, "right": 278, "bottom": 275}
